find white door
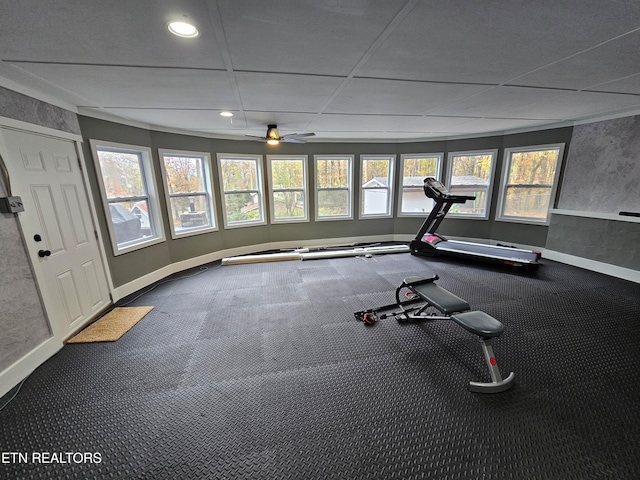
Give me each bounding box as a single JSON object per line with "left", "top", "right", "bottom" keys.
{"left": 0, "top": 127, "right": 111, "bottom": 340}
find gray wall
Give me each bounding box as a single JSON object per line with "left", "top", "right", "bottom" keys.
{"left": 78, "top": 115, "right": 573, "bottom": 288}
{"left": 546, "top": 215, "right": 640, "bottom": 270}
{"left": 548, "top": 114, "right": 640, "bottom": 269}
{"left": 559, "top": 116, "right": 640, "bottom": 214}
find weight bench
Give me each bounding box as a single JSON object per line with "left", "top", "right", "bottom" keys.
{"left": 355, "top": 275, "right": 515, "bottom": 393}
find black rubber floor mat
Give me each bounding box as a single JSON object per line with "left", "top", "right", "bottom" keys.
{"left": 2, "top": 255, "right": 639, "bottom": 479}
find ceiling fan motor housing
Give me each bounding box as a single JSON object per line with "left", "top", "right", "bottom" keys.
{"left": 266, "top": 125, "right": 280, "bottom": 139}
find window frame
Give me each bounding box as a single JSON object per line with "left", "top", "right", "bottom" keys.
{"left": 89, "top": 139, "right": 165, "bottom": 256}
{"left": 216, "top": 153, "right": 266, "bottom": 229}
{"left": 397, "top": 153, "right": 443, "bottom": 217}
{"left": 266, "top": 155, "right": 309, "bottom": 224}
{"left": 496, "top": 143, "right": 565, "bottom": 225}
{"left": 158, "top": 148, "right": 218, "bottom": 239}
{"left": 314, "top": 154, "right": 354, "bottom": 221}
{"left": 445, "top": 149, "right": 498, "bottom": 220}
{"left": 359, "top": 154, "right": 395, "bottom": 219}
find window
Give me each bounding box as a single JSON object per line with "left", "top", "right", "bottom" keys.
{"left": 159, "top": 149, "right": 217, "bottom": 238}
{"left": 267, "top": 155, "right": 308, "bottom": 223}
{"left": 360, "top": 155, "right": 395, "bottom": 218}
{"left": 497, "top": 144, "right": 564, "bottom": 224}
{"left": 446, "top": 150, "right": 497, "bottom": 218}
{"left": 398, "top": 153, "right": 442, "bottom": 216}
{"left": 90, "top": 140, "right": 165, "bottom": 255}
{"left": 217, "top": 154, "right": 266, "bottom": 228}
{"left": 314, "top": 155, "right": 354, "bottom": 220}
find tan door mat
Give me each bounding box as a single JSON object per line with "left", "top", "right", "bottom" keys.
{"left": 66, "top": 306, "right": 154, "bottom": 343}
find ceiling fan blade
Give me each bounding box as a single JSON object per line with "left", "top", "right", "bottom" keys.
{"left": 248, "top": 127, "right": 315, "bottom": 144}
{"left": 282, "top": 132, "right": 315, "bottom": 139}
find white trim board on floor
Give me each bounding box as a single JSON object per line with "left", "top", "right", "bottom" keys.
{"left": 222, "top": 244, "right": 410, "bottom": 265}
{"left": 112, "top": 235, "right": 398, "bottom": 301}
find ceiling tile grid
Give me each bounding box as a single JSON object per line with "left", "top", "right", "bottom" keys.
{"left": 2, "top": 0, "right": 640, "bottom": 141}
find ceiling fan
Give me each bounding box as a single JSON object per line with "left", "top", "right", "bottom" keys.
{"left": 246, "top": 124, "right": 315, "bottom": 145}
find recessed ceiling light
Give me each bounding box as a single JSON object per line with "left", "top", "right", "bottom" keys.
{"left": 168, "top": 21, "right": 199, "bottom": 38}
{"left": 220, "top": 111, "right": 233, "bottom": 117}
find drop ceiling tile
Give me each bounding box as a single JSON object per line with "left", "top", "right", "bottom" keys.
{"left": 505, "top": 91, "right": 640, "bottom": 121}
{"left": 235, "top": 72, "right": 342, "bottom": 112}
{"left": 357, "top": 1, "right": 640, "bottom": 84}
{"left": 390, "top": 116, "right": 479, "bottom": 132}
{"left": 242, "top": 111, "right": 317, "bottom": 131}
{"left": 440, "top": 118, "right": 556, "bottom": 135}
{"left": 309, "top": 131, "right": 428, "bottom": 141}
{"left": 0, "top": 0, "right": 224, "bottom": 68}
{"left": 217, "top": 0, "right": 404, "bottom": 76}
{"left": 306, "top": 114, "right": 409, "bottom": 132}
{"left": 325, "top": 78, "right": 488, "bottom": 115}
{"left": 93, "top": 108, "right": 246, "bottom": 132}
{"left": 426, "top": 86, "right": 568, "bottom": 118}
{"left": 589, "top": 74, "right": 640, "bottom": 95}
{"left": 10, "top": 64, "right": 236, "bottom": 109}
{"left": 508, "top": 31, "right": 640, "bottom": 90}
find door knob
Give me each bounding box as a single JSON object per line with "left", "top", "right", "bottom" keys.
{"left": 38, "top": 250, "right": 51, "bottom": 258}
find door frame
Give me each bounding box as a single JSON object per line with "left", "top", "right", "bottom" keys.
{"left": 0, "top": 116, "right": 114, "bottom": 398}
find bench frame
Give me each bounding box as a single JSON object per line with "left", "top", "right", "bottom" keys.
{"left": 354, "top": 275, "right": 515, "bottom": 393}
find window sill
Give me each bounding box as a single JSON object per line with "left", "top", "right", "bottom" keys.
{"left": 223, "top": 219, "right": 268, "bottom": 229}
{"left": 496, "top": 216, "right": 550, "bottom": 226}
{"left": 315, "top": 215, "right": 354, "bottom": 222}
{"left": 170, "top": 226, "right": 219, "bottom": 240}
{"left": 113, "top": 236, "right": 166, "bottom": 256}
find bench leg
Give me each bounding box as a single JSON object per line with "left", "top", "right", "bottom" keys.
{"left": 468, "top": 337, "right": 515, "bottom": 393}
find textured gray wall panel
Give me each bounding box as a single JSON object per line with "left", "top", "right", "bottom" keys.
{"left": 0, "top": 86, "right": 81, "bottom": 135}
{"left": 0, "top": 179, "right": 51, "bottom": 373}
{"left": 559, "top": 116, "right": 640, "bottom": 214}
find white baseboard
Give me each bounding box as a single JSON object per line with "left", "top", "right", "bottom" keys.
{"left": 0, "top": 337, "right": 63, "bottom": 399}
{"left": 543, "top": 249, "right": 640, "bottom": 284}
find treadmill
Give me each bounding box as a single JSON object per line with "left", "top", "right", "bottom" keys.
{"left": 409, "top": 177, "right": 541, "bottom": 269}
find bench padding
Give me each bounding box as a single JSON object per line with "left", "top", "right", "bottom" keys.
{"left": 403, "top": 276, "right": 470, "bottom": 314}
{"left": 451, "top": 311, "right": 504, "bottom": 337}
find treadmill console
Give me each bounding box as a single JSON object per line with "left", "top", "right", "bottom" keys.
{"left": 423, "top": 177, "right": 476, "bottom": 202}
{"left": 423, "top": 177, "right": 450, "bottom": 198}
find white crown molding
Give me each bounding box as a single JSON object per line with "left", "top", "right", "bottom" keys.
{"left": 0, "top": 73, "right": 78, "bottom": 113}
